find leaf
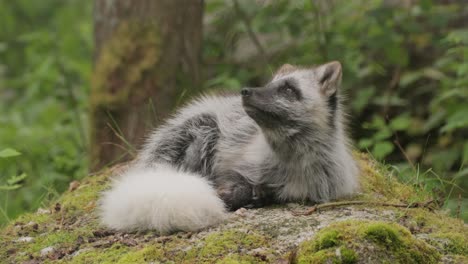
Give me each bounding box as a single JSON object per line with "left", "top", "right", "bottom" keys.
{"left": 358, "top": 138, "right": 374, "bottom": 149}
{"left": 389, "top": 115, "right": 411, "bottom": 131}
{"left": 374, "top": 128, "right": 392, "bottom": 141}
{"left": 352, "top": 86, "right": 375, "bottom": 113}
{"left": 0, "top": 148, "right": 21, "bottom": 158}
{"left": 372, "top": 141, "right": 394, "bottom": 160}
{"left": 441, "top": 108, "right": 468, "bottom": 133}
{"left": 422, "top": 68, "right": 445, "bottom": 80}
{"left": 6, "top": 173, "right": 27, "bottom": 185}
{"left": 0, "top": 184, "right": 22, "bottom": 191}
{"left": 463, "top": 142, "right": 468, "bottom": 164}
{"left": 400, "top": 71, "right": 422, "bottom": 88}
{"left": 423, "top": 111, "right": 446, "bottom": 132}
{"left": 453, "top": 168, "right": 468, "bottom": 180}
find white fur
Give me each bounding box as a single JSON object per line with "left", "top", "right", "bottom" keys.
{"left": 99, "top": 165, "right": 227, "bottom": 234}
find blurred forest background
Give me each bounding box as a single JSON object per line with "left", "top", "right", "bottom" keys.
{"left": 0, "top": 0, "right": 467, "bottom": 225}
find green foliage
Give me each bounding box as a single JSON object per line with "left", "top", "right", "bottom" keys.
{"left": 0, "top": 148, "right": 27, "bottom": 191}
{"left": 204, "top": 0, "right": 468, "bottom": 220}
{"left": 0, "top": 0, "right": 92, "bottom": 224}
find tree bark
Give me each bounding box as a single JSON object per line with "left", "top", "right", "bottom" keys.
{"left": 90, "top": 0, "right": 203, "bottom": 171}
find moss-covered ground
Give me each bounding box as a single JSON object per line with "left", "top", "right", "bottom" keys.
{"left": 1, "top": 154, "right": 466, "bottom": 263}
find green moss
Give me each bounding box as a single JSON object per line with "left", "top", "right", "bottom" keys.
{"left": 314, "top": 229, "right": 342, "bottom": 250}
{"left": 432, "top": 233, "right": 468, "bottom": 255}
{"left": 297, "top": 248, "right": 337, "bottom": 264}
{"left": 401, "top": 208, "right": 468, "bottom": 255}
{"left": 91, "top": 21, "right": 161, "bottom": 109}
{"left": 66, "top": 244, "right": 132, "bottom": 264}
{"left": 297, "top": 220, "right": 440, "bottom": 264}
{"left": 181, "top": 230, "right": 271, "bottom": 263}
{"left": 198, "top": 230, "right": 266, "bottom": 258}
{"left": 364, "top": 223, "right": 403, "bottom": 248}
{"left": 113, "top": 230, "right": 271, "bottom": 263}
{"left": 357, "top": 153, "right": 432, "bottom": 204}
{"left": 15, "top": 211, "right": 53, "bottom": 226}
{"left": 450, "top": 255, "right": 468, "bottom": 263}
{"left": 30, "top": 231, "right": 79, "bottom": 252}
{"left": 216, "top": 254, "right": 261, "bottom": 264}
{"left": 115, "top": 245, "right": 165, "bottom": 263}
{"left": 1, "top": 155, "right": 466, "bottom": 263}
{"left": 60, "top": 169, "right": 110, "bottom": 213}
{"left": 296, "top": 247, "right": 358, "bottom": 264}
{"left": 340, "top": 247, "right": 358, "bottom": 264}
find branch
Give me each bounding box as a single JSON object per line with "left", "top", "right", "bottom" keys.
{"left": 292, "top": 199, "right": 436, "bottom": 216}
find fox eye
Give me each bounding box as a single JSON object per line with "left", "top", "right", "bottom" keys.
{"left": 278, "top": 81, "right": 301, "bottom": 100}
{"left": 280, "top": 83, "right": 296, "bottom": 96}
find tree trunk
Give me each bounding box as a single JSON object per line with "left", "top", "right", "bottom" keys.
{"left": 90, "top": 0, "right": 203, "bottom": 171}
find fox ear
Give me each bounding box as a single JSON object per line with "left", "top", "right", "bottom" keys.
{"left": 316, "top": 61, "right": 342, "bottom": 97}
{"left": 275, "top": 64, "right": 296, "bottom": 76}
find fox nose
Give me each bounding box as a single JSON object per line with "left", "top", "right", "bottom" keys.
{"left": 241, "top": 88, "right": 252, "bottom": 97}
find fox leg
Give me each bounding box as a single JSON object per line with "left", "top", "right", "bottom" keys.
{"left": 139, "top": 113, "right": 219, "bottom": 176}
{"left": 214, "top": 171, "right": 275, "bottom": 210}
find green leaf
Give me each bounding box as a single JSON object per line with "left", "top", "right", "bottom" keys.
{"left": 389, "top": 115, "right": 411, "bottom": 131}
{"left": 400, "top": 71, "right": 422, "bottom": 88}
{"left": 358, "top": 138, "right": 374, "bottom": 149}
{"left": 6, "top": 173, "right": 27, "bottom": 185}
{"left": 453, "top": 168, "right": 468, "bottom": 180}
{"left": 0, "top": 148, "right": 21, "bottom": 158}
{"left": 374, "top": 128, "right": 393, "bottom": 141}
{"left": 423, "top": 111, "right": 446, "bottom": 132}
{"left": 352, "top": 86, "right": 375, "bottom": 113}
{"left": 0, "top": 184, "right": 22, "bottom": 191}
{"left": 441, "top": 108, "right": 468, "bottom": 132}
{"left": 463, "top": 142, "right": 468, "bottom": 164}
{"left": 372, "top": 141, "right": 394, "bottom": 160}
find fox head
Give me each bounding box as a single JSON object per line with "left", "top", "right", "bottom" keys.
{"left": 241, "top": 61, "right": 343, "bottom": 138}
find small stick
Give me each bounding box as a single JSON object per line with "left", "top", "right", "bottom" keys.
{"left": 292, "top": 200, "right": 435, "bottom": 216}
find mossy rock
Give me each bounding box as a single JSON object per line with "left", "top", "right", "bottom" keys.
{"left": 297, "top": 220, "right": 439, "bottom": 263}
{"left": 1, "top": 154, "right": 467, "bottom": 263}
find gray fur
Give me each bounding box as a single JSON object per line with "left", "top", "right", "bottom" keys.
{"left": 137, "top": 61, "right": 359, "bottom": 210}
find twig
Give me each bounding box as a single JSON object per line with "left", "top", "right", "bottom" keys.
{"left": 292, "top": 200, "right": 436, "bottom": 216}
{"left": 232, "top": 0, "right": 268, "bottom": 65}
{"left": 382, "top": 67, "right": 401, "bottom": 116}
{"left": 393, "top": 136, "right": 415, "bottom": 170}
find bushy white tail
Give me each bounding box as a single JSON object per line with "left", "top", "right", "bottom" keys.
{"left": 99, "top": 165, "right": 227, "bottom": 234}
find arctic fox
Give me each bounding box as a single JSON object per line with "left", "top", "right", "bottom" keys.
{"left": 99, "top": 61, "right": 359, "bottom": 233}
